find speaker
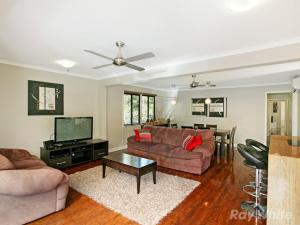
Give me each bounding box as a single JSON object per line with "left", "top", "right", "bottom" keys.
{"left": 43, "top": 140, "right": 54, "bottom": 150}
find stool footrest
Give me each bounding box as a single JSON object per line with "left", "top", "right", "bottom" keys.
{"left": 243, "top": 185, "right": 256, "bottom": 197}
{"left": 240, "top": 201, "right": 267, "bottom": 218}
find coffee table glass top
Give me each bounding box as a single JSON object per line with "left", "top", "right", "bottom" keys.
{"left": 102, "top": 152, "right": 155, "bottom": 168}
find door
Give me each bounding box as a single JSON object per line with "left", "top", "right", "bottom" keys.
{"left": 267, "top": 99, "right": 290, "bottom": 145}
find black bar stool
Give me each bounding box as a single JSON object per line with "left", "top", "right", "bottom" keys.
{"left": 246, "top": 139, "right": 269, "bottom": 182}
{"left": 237, "top": 144, "right": 268, "bottom": 218}
{"left": 246, "top": 139, "right": 269, "bottom": 152}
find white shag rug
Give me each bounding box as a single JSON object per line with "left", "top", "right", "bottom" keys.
{"left": 69, "top": 166, "right": 200, "bottom": 225}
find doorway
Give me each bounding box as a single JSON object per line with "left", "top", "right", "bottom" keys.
{"left": 266, "top": 93, "right": 292, "bottom": 145}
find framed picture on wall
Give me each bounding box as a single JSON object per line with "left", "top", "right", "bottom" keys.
{"left": 28, "top": 80, "right": 64, "bottom": 115}
{"left": 192, "top": 98, "right": 207, "bottom": 116}
{"left": 208, "top": 97, "right": 227, "bottom": 117}
{"left": 273, "top": 102, "right": 278, "bottom": 113}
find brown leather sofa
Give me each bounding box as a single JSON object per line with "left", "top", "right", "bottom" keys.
{"left": 127, "top": 126, "right": 215, "bottom": 175}
{"left": 0, "top": 148, "right": 69, "bottom": 225}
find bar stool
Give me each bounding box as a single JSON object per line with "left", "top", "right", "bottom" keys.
{"left": 246, "top": 139, "right": 269, "bottom": 152}
{"left": 237, "top": 144, "right": 268, "bottom": 218}
{"left": 241, "top": 145, "right": 268, "bottom": 195}
{"left": 239, "top": 143, "right": 267, "bottom": 188}
{"left": 246, "top": 139, "right": 269, "bottom": 182}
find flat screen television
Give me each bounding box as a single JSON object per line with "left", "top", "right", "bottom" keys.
{"left": 54, "top": 117, "right": 93, "bottom": 143}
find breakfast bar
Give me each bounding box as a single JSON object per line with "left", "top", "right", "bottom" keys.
{"left": 267, "top": 135, "right": 300, "bottom": 225}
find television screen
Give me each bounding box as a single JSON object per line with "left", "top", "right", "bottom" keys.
{"left": 55, "top": 117, "right": 93, "bottom": 143}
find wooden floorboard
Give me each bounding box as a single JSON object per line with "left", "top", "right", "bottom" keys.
{"left": 28, "top": 149, "right": 266, "bottom": 225}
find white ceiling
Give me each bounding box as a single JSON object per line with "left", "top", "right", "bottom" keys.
{"left": 136, "top": 70, "right": 299, "bottom": 91}
{"left": 1, "top": 0, "right": 300, "bottom": 87}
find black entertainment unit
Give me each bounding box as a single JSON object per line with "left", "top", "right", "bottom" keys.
{"left": 40, "top": 139, "right": 108, "bottom": 169}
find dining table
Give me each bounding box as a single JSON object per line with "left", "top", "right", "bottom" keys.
{"left": 213, "top": 129, "right": 231, "bottom": 151}
{"left": 179, "top": 126, "right": 231, "bottom": 151}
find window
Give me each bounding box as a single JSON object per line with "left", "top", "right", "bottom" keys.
{"left": 123, "top": 92, "right": 156, "bottom": 125}
{"left": 123, "top": 94, "right": 131, "bottom": 125}
{"left": 123, "top": 93, "right": 140, "bottom": 125}
{"left": 141, "top": 95, "right": 155, "bottom": 123}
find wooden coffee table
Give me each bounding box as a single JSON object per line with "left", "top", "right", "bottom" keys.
{"left": 101, "top": 152, "right": 157, "bottom": 194}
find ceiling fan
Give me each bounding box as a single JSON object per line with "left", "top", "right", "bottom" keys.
{"left": 84, "top": 41, "right": 155, "bottom": 71}
{"left": 171, "top": 74, "right": 216, "bottom": 89}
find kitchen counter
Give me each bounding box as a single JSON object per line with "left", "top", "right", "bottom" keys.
{"left": 267, "top": 135, "right": 300, "bottom": 225}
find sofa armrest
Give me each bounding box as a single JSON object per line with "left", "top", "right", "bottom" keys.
{"left": 0, "top": 148, "right": 32, "bottom": 160}
{"left": 0, "top": 168, "right": 68, "bottom": 196}
{"left": 193, "top": 139, "right": 215, "bottom": 157}
{"left": 127, "top": 135, "right": 136, "bottom": 143}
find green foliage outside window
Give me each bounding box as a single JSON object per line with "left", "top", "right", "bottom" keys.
{"left": 124, "top": 93, "right": 155, "bottom": 125}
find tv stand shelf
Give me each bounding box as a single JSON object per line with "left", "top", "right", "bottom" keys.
{"left": 40, "top": 139, "right": 108, "bottom": 169}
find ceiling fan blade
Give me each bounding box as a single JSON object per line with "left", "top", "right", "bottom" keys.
{"left": 92, "top": 63, "right": 113, "bottom": 69}
{"left": 206, "top": 81, "right": 216, "bottom": 87}
{"left": 125, "top": 52, "right": 155, "bottom": 62}
{"left": 84, "top": 50, "right": 113, "bottom": 61}
{"left": 125, "top": 63, "right": 145, "bottom": 71}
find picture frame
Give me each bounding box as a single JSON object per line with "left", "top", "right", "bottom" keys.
{"left": 191, "top": 98, "right": 207, "bottom": 116}
{"left": 28, "top": 80, "right": 64, "bottom": 115}
{"left": 273, "top": 102, "right": 278, "bottom": 113}
{"left": 208, "top": 97, "right": 227, "bottom": 117}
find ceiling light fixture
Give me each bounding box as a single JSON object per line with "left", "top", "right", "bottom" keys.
{"left": 225, "top": 0, "right": 266, "bottom": 12}
{"left": 171, "top": 100, "right": 177, "bottom": 105}
{"left": 55, "top": 59, "right": 76, "bottom": 69}
{"left": 205, "top": 98, "right": 212, "bottom": 105}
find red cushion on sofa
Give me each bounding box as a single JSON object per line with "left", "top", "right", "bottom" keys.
{"left": 134, "top": 129, "right": 152, "bottom": 142}
{"left": 134, "top": 129, "right": 141, "bottom": 141}
{"left": 186, "top": 135, "right": 203, "bottom": 151}
{"left": 182, "top": 135, "right": 194, "bottom": 150}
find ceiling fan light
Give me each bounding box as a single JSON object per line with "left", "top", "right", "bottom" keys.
{"left": 113, "top": 58, "right": 126, "bottom": 66}
{"left": 55, "top": 59, "right": 76, "bottom": 68}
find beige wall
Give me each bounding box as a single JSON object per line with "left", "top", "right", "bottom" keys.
{"left": 97, "top": 84, "right": 107, "bottom": 139}
{"left": 1, "top": 62, "right": 297, "bottom": 157}
{"left": 0, "top": 63, "right": 175, "bottom": 156}
{"left": 173, "top": 84, "right": 292, "bottom": 145}
{"left": 0, "top": 63, "right": 106, "bottom": 156}
{"left": 106, "top": 85, "right": 176, "bottom": 148}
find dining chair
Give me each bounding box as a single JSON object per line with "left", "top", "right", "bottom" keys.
{"left": 206, "top": 124, "right": 218, "bottom": 130}
{"left": 194, "top": 123, "right": 205, "bottom": 129}
{"left": 171, "top": 123, "right": 178, "bottom": 128}
{"left": 181, "top": 126, "right": 193, "bottom": 129}
{"left": 216, "top": 126, "right": 237, "bottom": 150}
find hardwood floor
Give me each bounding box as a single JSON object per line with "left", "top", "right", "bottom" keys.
{"left": 29, "top": 149, "right": 266, "bottom": 225}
